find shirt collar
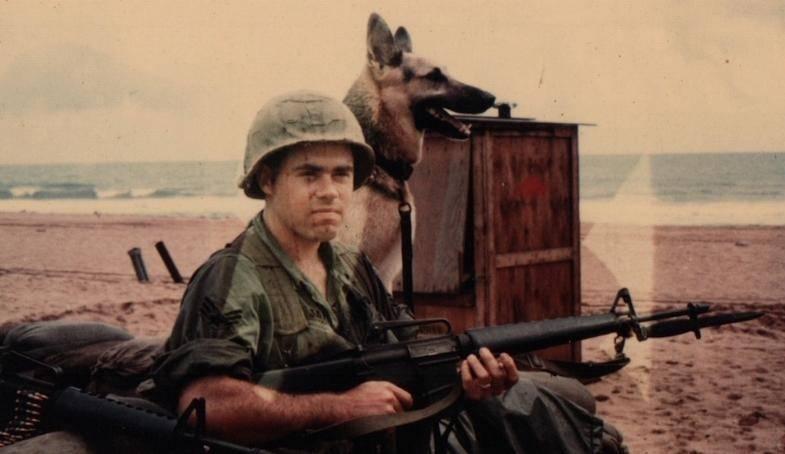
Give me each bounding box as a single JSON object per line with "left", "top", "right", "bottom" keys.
{"left": 251, "top": 211, "right": 348, "bottom": 292}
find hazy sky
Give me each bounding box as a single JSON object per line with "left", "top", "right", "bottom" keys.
{"left": 1, "top": 1, "right": 784, "bottom": 164}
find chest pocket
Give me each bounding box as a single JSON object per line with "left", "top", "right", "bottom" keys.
{"left": 257, "top": 266, "right": 308, "bottom": 335}
{"left": 256, "top": 265, "right": 354, "bottom": 367}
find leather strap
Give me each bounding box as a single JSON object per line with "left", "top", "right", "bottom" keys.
{"left": 375, "top": 152, "right": 414, "bottom": 182}
{"left": 399, "top": 202, "right": 414, "bottom": 313}
{"left": 303, "top": 385, "right": 463, "bottom": 441}
{"left": 515, "top": 353, "right": 631, "bottom": 382}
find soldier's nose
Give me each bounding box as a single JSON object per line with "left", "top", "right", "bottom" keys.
{"left": 315, "top": 179, "right": 340, "bottom": 200}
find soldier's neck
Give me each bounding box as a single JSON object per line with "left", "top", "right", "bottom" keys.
{"left": 262, "top": 209, "right": 322, "bottom": 265}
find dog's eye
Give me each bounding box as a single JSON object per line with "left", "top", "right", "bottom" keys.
{"left": 425, "top": 68, "right": 446, "bottom": 82}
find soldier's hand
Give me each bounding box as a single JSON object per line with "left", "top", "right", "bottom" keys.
{"left": 337, "top": 380, "right": 413, "bottom": 421}
{"left": 461, "top": 348, "right": 519, "bottom": 401}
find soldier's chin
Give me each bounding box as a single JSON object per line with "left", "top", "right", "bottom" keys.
{"left": 311, "top": 223, "right": 340, "bottom": 241}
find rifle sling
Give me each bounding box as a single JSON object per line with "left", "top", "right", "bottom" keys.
{"left": 303, "top": 384, "right": 462, "bottom": 441}
{"left": 515, "top": 353, "right": 630, "bottom": 382}
{"left": 399, "top": 201, "right": 414, "bottom": 312}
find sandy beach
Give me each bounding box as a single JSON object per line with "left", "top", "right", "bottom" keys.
{"left": 1, "top": 211, "right": 783, "bottom": 453}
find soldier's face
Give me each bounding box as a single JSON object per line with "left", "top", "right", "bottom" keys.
{"left": 263, "top": 143, "right": 354, "bottom": 243}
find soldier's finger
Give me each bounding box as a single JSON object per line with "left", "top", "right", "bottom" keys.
{"left": 466, "top": 354, "right": 491, "bottom": 388}
{"left": 389, "top": 397, "right": 403, "bottom": 413}
{"left": 499, "top": 353, "right": 519, "bottom": 385}
{"left": 460, "top": 360, "right": 473, "bottom": 392}
{"left": 385, "top": 382, "right": 414, "bottom": 410}
{"left": 460, "top": 360, "right": 485, "bottom": 400}
{"left": 478, "top": 348, "right": 504, "bottom": 379}
{"left": 479, "top": 348, "right": 509, "bottom": 395}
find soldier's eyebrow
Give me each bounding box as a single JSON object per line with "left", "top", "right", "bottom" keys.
{"left": 332, "top": 164, "right": 354, "bottom": 173}
{"left": 292, "top": 163, "right": 326, "bottom": 173}
{"left": 292, "top": 163, "right": 353, "bottom": 173}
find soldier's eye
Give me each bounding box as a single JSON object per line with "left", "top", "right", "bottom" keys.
{"left": 334, "top": 170, "right": 352, "bottom": 181}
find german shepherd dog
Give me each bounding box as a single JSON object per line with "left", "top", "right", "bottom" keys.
{"left": 341, "top": 13, "right": 495, "bottom": 290}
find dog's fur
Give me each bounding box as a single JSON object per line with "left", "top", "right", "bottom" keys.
{"left": 340, "top": 13, "right": 495, "bottom": 290}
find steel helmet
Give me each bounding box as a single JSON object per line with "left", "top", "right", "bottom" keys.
{"left": 238, "top": 90, "right": 375, "bottom": 199}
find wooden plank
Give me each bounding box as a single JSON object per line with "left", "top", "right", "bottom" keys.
{"left": 494, "top": 261, "right": 577, "bottom": 360}
{"left": 553, "top": 126, "right": 575, "bottom": 138}
{"left": 394, "top": 291, "right": 474, "bottom": 308}
{"left": 482, "top": 130, "right": 498, "bottom": 326}
{"left": 491, "top": 135, "right": 572, "bottom": 255}
{"left": 495, "top": 247, "right": 573, "bottom": 269}
{"left": 471, "top": 130, "right": 488, "bottom": 328}
{"left": 494, "top": 262, "right": 573, "bottom": 324}
{"left": 414, "top": 298, "right": 477, "bottom": 334}
{"left": 526, "top": 261, "right": 577, "bottom": 361}
{"left": 407, "top": 135, "right": 471, "bottom": 293}
{"left": 569, "top": 127, "right": 582, "bottom": 361}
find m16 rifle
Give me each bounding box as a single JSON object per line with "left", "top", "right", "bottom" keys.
{"left": 255, "top": 288, "right": 762, "bottom": 439}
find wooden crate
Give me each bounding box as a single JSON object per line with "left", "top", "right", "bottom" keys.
{"left": 398, "top": 116, "right": 582, "bottom": 361}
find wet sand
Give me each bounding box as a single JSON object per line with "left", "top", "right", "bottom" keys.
{"left": 1, "top": 212, "right": 783, "bottom": 453}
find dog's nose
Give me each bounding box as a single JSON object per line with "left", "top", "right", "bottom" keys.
{"left": 480, "top": 90, "right": 496, "bottom": 109}
{"left": 462, "top": 87, "right": 496, "bottom": 113}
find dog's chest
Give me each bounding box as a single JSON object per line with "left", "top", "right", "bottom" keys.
{"left": 339, "top": 185, "right": 415, "bottom": 289}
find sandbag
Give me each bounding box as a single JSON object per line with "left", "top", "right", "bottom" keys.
{"left": 3, "top": 321, "right": 132, "bottom": 358}
{"left": 2, "top": 321, "right": 133, "bottom": 387}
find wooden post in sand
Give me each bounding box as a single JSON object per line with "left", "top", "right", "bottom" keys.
{"left": 127, "top": 247, "right": 150, "bottom": 283}
{"left": 155, "top": 241, "right": 184, "bottom": 284}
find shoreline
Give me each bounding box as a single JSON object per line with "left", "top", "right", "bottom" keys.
{"left": 1, "top": 190, "right": 784, "bottom": 227}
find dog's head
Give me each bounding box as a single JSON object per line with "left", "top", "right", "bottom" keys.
{"left": 365, "top": 13, "right": 496, "bottom": 140}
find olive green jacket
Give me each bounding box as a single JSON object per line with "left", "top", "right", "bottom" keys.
{"left": 148, "top": 213, "right": 409, "bottom": 406}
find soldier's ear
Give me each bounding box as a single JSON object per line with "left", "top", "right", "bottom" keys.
{"left": 394, "top": 27, "right": 412, "bottom": 53}
{"left": 257, "top": 165, "right": 276, "bottom": 198}
{"left": 367, "top": 13, "right": 402, "bottom": 67}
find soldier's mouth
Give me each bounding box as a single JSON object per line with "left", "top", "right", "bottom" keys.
{"left": 414, "top": 104, "right": 471, "bottom": 140}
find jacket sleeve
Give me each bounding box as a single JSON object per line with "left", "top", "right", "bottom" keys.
{"left": 148, "top": 252, "right": 274, "bottom": 399}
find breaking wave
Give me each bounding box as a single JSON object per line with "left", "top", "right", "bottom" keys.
{"left": 1, "top": 183, "right": 218, "bottom": 200}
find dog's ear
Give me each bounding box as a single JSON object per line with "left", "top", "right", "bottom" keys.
{"left": 367, "top": 13, "right": 402, "bottom": 67}
{"left": 394, "top": 27, "right": 412, "bottom": 53}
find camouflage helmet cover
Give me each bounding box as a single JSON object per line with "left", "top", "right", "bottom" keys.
{"left": 239, "top": 90, "right": 375, "bottom": 199}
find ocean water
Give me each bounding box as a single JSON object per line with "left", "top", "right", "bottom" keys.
{"left": 0, "top": 161, "right": 239, "bottom": 200}
{"left": 581, "top": 152, "right": 784, "bottom": 202}
{"left": 579, "top": 152, "right": 784, "bottom": 225}
{"left": 0, "top": 153, "right": 782, "bottom": 224}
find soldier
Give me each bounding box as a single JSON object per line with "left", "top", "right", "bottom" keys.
{"left": 145, "top": 90, "right": 520, "bottom": 451}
